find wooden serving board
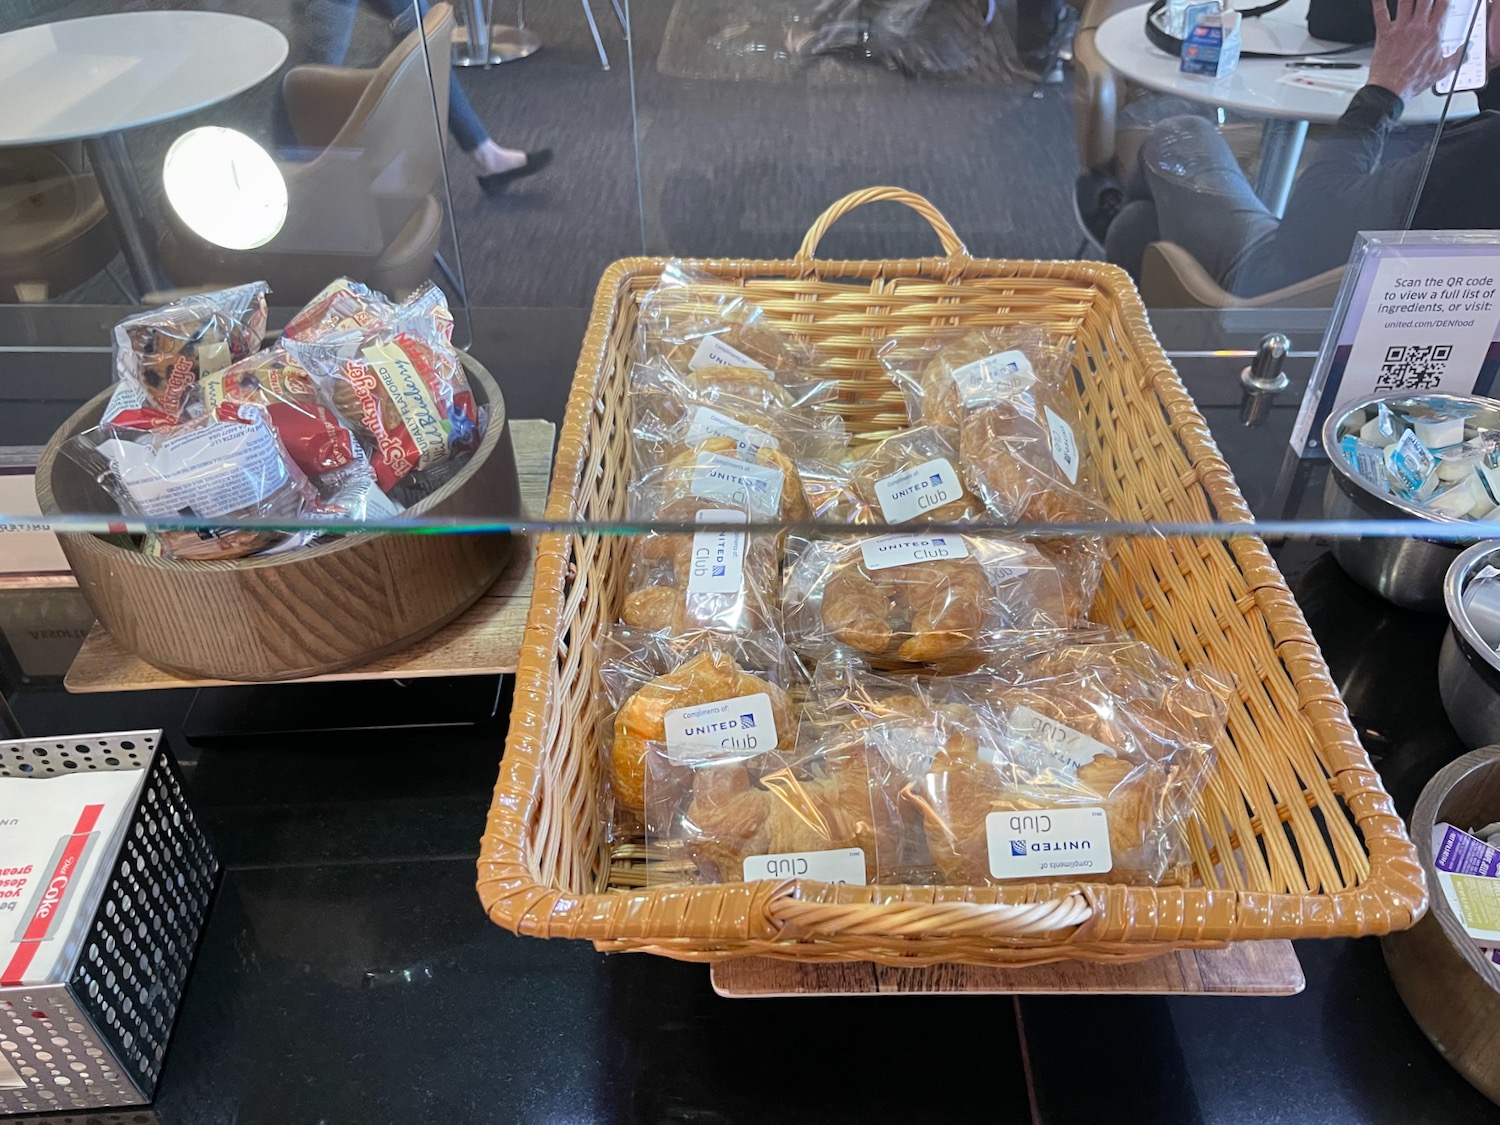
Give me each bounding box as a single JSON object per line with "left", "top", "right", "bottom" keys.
{"left": 63, "top": 419, "right": 554, "bottom": 692}
{"left": 711, "top": 941, "right": 1304, "bottom": 997}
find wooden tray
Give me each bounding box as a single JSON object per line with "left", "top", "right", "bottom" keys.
{"left": 64, "top": 419, "right": 554, "bottom": 692}
{"left": 712, "top": 941, "right": 1305, "bottom": 997}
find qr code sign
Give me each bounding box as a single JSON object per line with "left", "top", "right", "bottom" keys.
{"left": 1376, "top": 344, "right": 1453, "bottom": 390}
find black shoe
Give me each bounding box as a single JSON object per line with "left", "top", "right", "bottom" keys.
{"left": 477, "top": 149, "right": 553, "bottom": 196}
{"left": 1075, "top": 171, "right": 1125, "bottom": 247}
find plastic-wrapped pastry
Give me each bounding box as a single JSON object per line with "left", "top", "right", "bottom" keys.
{"left": 644, "top": 739, "right": 888, "bottom": 885}
{"left": 620, "top": 438, "right": 788, "bottom": 637}
{"left": 200, "top": 346, "right": 403, "bottom": 521}
{"left": 633, "top": 261, "right": 815, "bottom": 385}
{"left": 627, "top": 373, "right": 844, "bottom": 515}
{"left": 600, "top": 633, "right": 799, "bottom": 817}
{"left": 289, "top": 283, "right": 482, "bottom": 493}
{"left": 882, "top": 327, "right": 1111, "bottom": 615}
{"left": 280, "top": 277, "right": 393, "bottom": 342}
{"left": 783, "top": 534, "right": 1073, "bottom": 667}
{"left": 903, "top": 638, "right": 1229, "bottom": 886}
{"left": 110, "top": 282, "right": 269, "bottom": 428}
{"left": 844, "top": 424, "right": 977, "bottom": 526}
{"left": 63, "top": 405, "right": 316, "bottom": 561}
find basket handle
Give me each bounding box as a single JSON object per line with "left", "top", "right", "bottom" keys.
{"left": 795, "top": 187, "right": 970, "bottom": 262}
{"left": 769, "top": 890, "right": 1093, "bottom": 940}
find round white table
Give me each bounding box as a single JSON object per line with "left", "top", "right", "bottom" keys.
{"left": 0, "top": 11, "right": 289, "bottom": 295}
{"left": 1094, "top": 0, "right": 1478, "bottom": 216}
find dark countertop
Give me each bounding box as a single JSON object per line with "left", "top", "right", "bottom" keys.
{"left": 1, "top": 321, "right": 1494, "bottom": 1124}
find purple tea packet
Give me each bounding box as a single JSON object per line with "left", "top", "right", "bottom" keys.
{"left": 1432, "top": 822, "right": 1500, "bottom": 877}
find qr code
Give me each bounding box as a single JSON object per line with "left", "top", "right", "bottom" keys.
{"left": 1376, "top": 344, "right": 1453, "bottom": 390}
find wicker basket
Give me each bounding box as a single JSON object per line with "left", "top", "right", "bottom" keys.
{"left": 477, "top": 188, "right": 1426, "bottom": 965}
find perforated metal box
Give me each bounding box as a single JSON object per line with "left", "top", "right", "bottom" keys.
{"left": 0, "top": 731, "right": 217, "bottom": 1114}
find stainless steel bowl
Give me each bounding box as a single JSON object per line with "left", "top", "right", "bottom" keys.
{"left": 1321, "top": 392, "right": 1500, "bottom": 613}
{"left": 1440, "top": 540, "right": 1500, "bottom": 750}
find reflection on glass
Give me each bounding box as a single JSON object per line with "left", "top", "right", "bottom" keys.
{"left": 163, "top": 127, "right": 288, "bottom": 251}
{"left": 1075, "top": 0, "right": 1490, "bottom": 310}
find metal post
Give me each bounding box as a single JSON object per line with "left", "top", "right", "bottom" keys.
{"left": 452, "top": 0, "right": 540, "bottom": 65}
{"left": 1255, "top": 118, "right": 1309, "bottom": 220}
{"left": 582, "top": 0, "right": 609, "bottom": 68}
{"left": 83, "top": 132, "right": 168, "bottom": 298}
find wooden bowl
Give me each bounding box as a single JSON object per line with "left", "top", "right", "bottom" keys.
{"left": 1382, "top": 747, "right": 1500, "bottom": 1105}
{"left": 34, "top": 353, "right": 519, "bottom": 682}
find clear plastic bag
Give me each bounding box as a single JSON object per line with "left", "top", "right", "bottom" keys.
{"left": 641, "top": 733, "right": 890, "bottom": 886}
{"left": 287, "top": 282, "right": 483, "bottom": 496}
{"left": 804, "top": 653, "right": 998, "bottom": 884}
{"left": 280, "top": 277, "right": 394, "bottom": 343}
{"left": 783, "top": 534, "right": 1075, "bottom": 667}
{"left": 803, "top": 637, "right": 1229, "bottom": 887}
{"left": 63, "top": 405, "right": 315, "bottom": 561}
{"left": 901, "top": 637, "right": 1229, "bottom": 887}
{"left": 599, "top": 630, "right": 804, "bottom": 823}
{"left": 633, "top": 261, "right": 817, "bottom": 387}
{"left": 199, "top": 345, "right": 393, "bottom": 514}
{"left": 109, "top": 282, "right": 270, "bottom": 428}
{"left": 882, "top": 327, "right": 1111, "bottom": 614}
{"left": 883, "top": 326, "right": 1104, "bottom": 524}
{"left": 628, "top": 375, "right": 847, "bottom": 510}
{"left": 619, "top": 436, "right": 792, "bottom": 637}
{"left": 820, "top": 423, "right": 978, "bottom": 526}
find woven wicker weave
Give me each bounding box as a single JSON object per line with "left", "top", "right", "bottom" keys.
{"left": 477, "top": 188, "right": 1425, "bottom": 966}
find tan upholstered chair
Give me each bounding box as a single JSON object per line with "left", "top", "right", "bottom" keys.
{"left": 1141, "top": 241, "right": 1345, "bottom": 308}
{"left": 1072, "top": 0, "right": 1139, "bottom": 177}
{"left": 0, "top": 144, "right": 118, "bottom": 302}
{"left": 161, "top": 3, "right": 456, "bottom": 303}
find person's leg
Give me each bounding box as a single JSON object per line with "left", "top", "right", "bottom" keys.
{"left": 445, "top": 76, "right": 490, "bottom": 153}
{"left": 1103, "top": 199, "right": 1161, "bottom": 282}
{"left": 1015, "top": 0, "right": 1076, "bottom": 81}
{"left": 275, "top": 0, "right": 361, "bottom": 151}
{"left": 291, "top": 0, "right": 360, "bottom": 66}
{"left": 370, "top": 0, "right": 540, "bottom": 179}
{"left": 1135, "top": 115, "right": 1280, "bottom": 289}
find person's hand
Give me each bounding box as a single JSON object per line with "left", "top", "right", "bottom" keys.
{"left": 1367, "top": 0, "right": 1464, "bottom": 101}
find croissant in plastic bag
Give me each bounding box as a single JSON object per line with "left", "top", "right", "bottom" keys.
{"left": 804, "top": 656, "right": 991, "bottom": 884}
{"left": 633, "top": 261, "right": 815, "bottom": 385}
{"left": 783, "top": 533, "right": 1074, "bottom": 666}
{"left": 600, "top": 631, "right": 800, "bottom": 817}
{"left": 883, "top": 327, "right": 1111, "bottom": 615}
{"left": 901, "top": 638, "right": 1230, "bottom": 887}
{"left": 620, "top": 438, "right": 789, "bottom": 636}
{"left": 844, "top": 424, "right": 976, "bottom": 526}
{"left": 645, "top": 737, "right": 890, "bottom": 885}
{"left": 628, "top": 374, "right": 845, "bottom": 513}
